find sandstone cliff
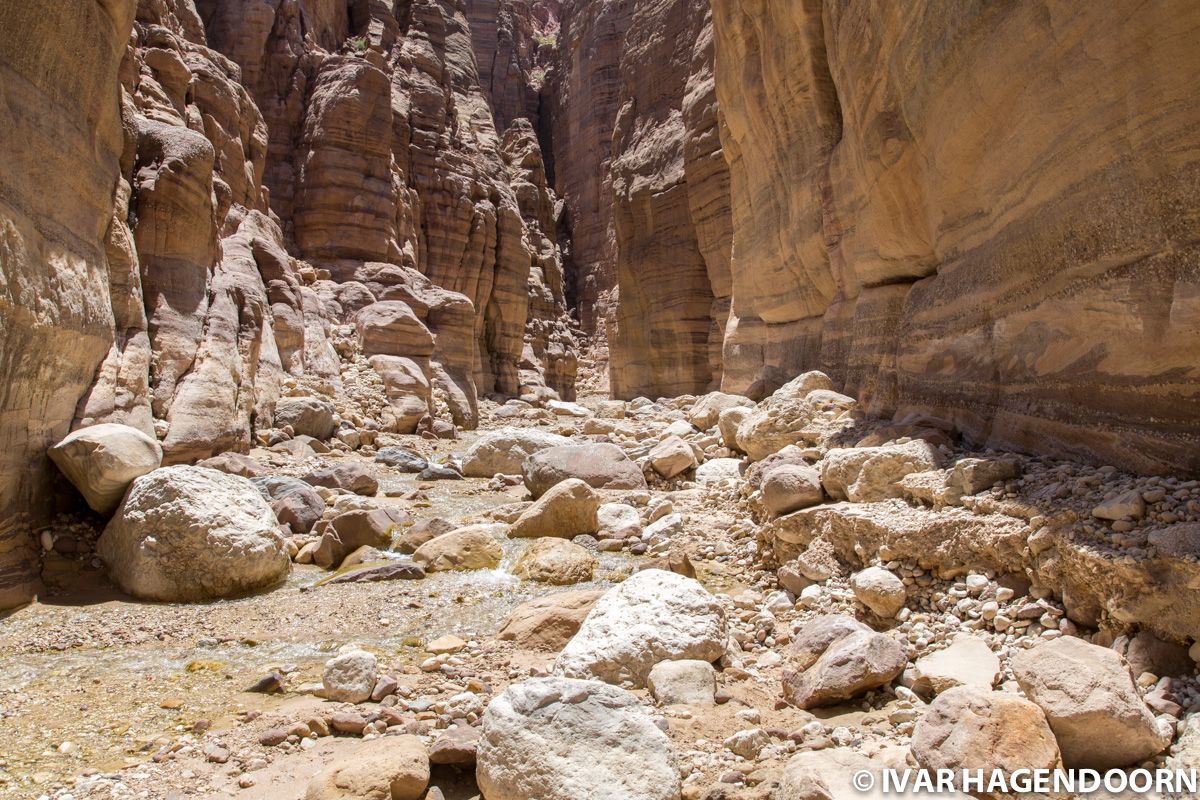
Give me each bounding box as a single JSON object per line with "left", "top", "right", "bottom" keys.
{"left": 608, "top": 0, "right": 731, "bottom": 399}
{"left": 548, "top": 0, "right": 631, "bottom": 335}
{"left": 0, "top": 0, "right": 139, "bottom": 608}
{"left": 0, "top": 0, "right": 577, "bottom": 606}
{"left": 709, "top": 0, "right": 1200, "bottom": 474}
{"left": 3, "top": 0, "right": 1200, "bottom": 612}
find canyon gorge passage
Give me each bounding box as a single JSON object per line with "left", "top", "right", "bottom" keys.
{"left": 1, "top": 0, "right": 1200, "bottom": 798}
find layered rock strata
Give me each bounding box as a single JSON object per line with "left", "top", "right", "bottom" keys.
{"left": 547, "top": 0, "right": 632, "bottom": 333}
{"left": 710, "top": 0, "right": 1200, "bottom": 473}
{"left": 0, "top": 0, "right": 578, "bottom": 607}
{"left": 608, "top": 0, "right": 731, "bottom": 398}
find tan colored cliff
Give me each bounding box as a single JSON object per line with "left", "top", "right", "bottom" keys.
{"left": 608, "top": 0, "right": 731, "bottom": 399}
{"left": 0, "top": 0, "right": 579, "bottom": 607}
{"left": 0, "top": 0, "right": 139, "bottom": 607}
{"left": 548, "top": 0, "right": 632, "bottom": 334}
{"left": 707, "top": 0, "right": 1200, "bottom": 474}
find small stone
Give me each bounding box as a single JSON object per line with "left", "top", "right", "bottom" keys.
{"left": 426, "top": 635, "right": 466, "bottom": 655}
{"left": 203, "top": 743, "right": 230, "bottom": 764}
{"left": 724, "top": 728, "right": 769, "bottom": 759}
{"left": 849, "top": 567, "right": 907, "bottom": 618}
{"left": 322, "top": 649, "right": 378, "bottom": 704}
{"left": 329, "top": 711, "right": 369, "bottom": 735}
{"left": 258, "top": 727, "right": 289, "bottom": 746}
{"left": 246, "top": 672, "right": 284, "bottom": 694}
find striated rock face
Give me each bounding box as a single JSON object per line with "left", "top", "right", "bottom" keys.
{"left": 0, "top": 0, "right": 140, "bottom": 607}
{"left": 0, "top": 0, "right": 580, "bottom": 607}
{"left": 609, "top": 0, "right": 731, "bottom": 399}
{"left": 464, "top": 0, "right": 560, "bottom": 133}
{"left": 711, "top": 0, "right": 1200, "bottom": 473}
{"left": 548, "top": 0, "right": 632, "bottom": 334}
{"left": 200, "top": 0, "right": 576, "bottom": 407}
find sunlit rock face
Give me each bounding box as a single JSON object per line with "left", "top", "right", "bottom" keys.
{"left": 608, "top": 0, "right": 731, "bottom": 400}
{"left": 0, "top": 0, "right": 578, "bottom": 607}
{"left": 710, "top": 0, "right": 1200, "bottom": 473}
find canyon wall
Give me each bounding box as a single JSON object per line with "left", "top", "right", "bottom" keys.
{"left": 549, "top": 0, "right": 631, "bottom": 335}
{"left": 3, "top": 0, "right": 1200, "bottom": 610}
{"left": 702, "top": 0, "right": 1200, "bottom": 475}
{"left": 0, "top": 0, "right": 577, "bottom": 607}
{"left": 608, "top": 0, "right": 731, "bottom": 399}
{"left": 0, "top": 0, "right": 138, "bottom": 608}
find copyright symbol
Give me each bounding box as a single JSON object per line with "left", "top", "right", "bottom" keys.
{"left": 852, "top": 770, "right": 875, "bottom": 792}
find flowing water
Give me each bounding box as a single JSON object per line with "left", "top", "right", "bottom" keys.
{"left": 0, "top": 470, "right": 633, "bottom": 787}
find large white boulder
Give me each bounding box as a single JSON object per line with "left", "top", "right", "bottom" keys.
{"left": 554, "top": 569, "right": 726, "bottom": 687}
{"left": 821, "top": 440, "right": 942, "bottom": 502}
{"left": 461, "top": 428, "right": 571, "bottom": 478}
{"left": 49, "top": 423, "right": 163, "bottom": 514}
{"left": 476, "top": 677, "right": 681, "bottom": 800}
{"left": 1011, "top": 635, "right": 1172, "bottom": 768}
{"left": 736, "top": 372, "right": 859, "bottom": 460}
{"left": 97, "top": 466, "right": 290, "bottom": 601}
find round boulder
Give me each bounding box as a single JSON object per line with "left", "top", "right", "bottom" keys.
{"left": 477, "top": 677, "right": 681, "bottom": 800}
{"left": 322, "top": 648, "right": 378, "bottom": 704}
{"left": 554, "top": 569, "right": 727, "bottom": 687}
{"left": 274, "top": 396, "right": 337, "bottom": 439}
{"left": 850, "top": 567, "right": 907, "bottom": 618}
{"left": 49, "top": 423, "right": 163, "bottom": 514}
{"left": 411, "top": 524, "right": 504, "bottom": 572}
{"left": 761, "top": 464, "right": 823, "bottom": 516}
{"left": 522, "top": 443, "right": 648, "bottom": 499}
{"left": 97, "top": 466, "right": 290, "bottom": 601}
{"left": 513, "top": 538, "right": 597, "bottom": 585}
